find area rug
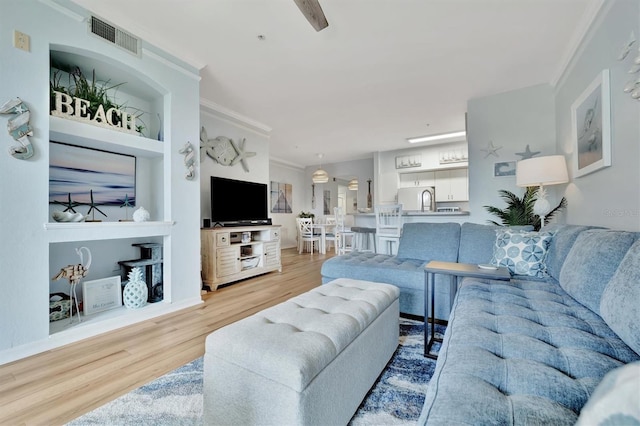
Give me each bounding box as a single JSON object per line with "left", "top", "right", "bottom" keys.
{"left": 68, "top": 319, "right": 444, "bottom": 425}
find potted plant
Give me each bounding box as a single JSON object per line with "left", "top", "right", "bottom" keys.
{"left": 50, "top": 66, "right": 147, "bottom": 136}
{"left": 298, "top": 211, "right": 315, "bottom": 219}
{"left": 484, "top": 187, "right": 566, "bottom": 231}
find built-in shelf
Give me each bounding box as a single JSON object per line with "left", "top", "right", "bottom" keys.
{"left": 48, "top": 296, "right": 202, "bottom": 338}
{"left": 49, "top": 116, "right": 164, "bottom": 158}
{"left": 44, "top": 221, "right": 174, "bottom": 242}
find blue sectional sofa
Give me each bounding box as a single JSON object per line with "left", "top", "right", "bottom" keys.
{"left": 321, "top": 222, "right": 523, "bottom": 319}
{"left": 321, "top": 222, "right": 640, "bottom": 424}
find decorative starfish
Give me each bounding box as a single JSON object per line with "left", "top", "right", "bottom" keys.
{"left": 199, "top": 126, "right": 216, "bottom": 163}
{"left": 118, "top": 194, "right": 133, "bottom": 220}
{"left": 230, "top": 137, "right": 256, "bottom": 172}
{"left": 53, "top": 193, "right": 81, "bottom": 213}
{"left": 86, "top": 189, "right": 107, "bottom": 220}
{"left": 481, "top": 141, "right": 502, "bottom": 158}
{"left": 516, "top": 144, "right": 541, "bottom": 160}
{"left": 118, "top": 194, "right": 133, "bottom": 209}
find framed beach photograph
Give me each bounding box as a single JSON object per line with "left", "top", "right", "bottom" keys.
{"left": 571, "top": 69, "right": 611, "bottom": 178}
{"left": 49, "top": 141, "right": 136, "bottom": 206}
{"left": 494, "top": 161, "right": 516, "bottom": 177}
{"left": 82, "top": 276, "right": 122, "bottom": 316}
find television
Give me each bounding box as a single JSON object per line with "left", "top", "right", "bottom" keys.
{"left": 210, "top": 176, "right": 270, "bottom": 226}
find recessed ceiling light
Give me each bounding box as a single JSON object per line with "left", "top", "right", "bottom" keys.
{"left": 407, "top": 131, "right": 466, "bottom": 144}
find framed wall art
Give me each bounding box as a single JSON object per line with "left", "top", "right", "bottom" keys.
{"left": 494, "top": 161, "right": 516, "bottom": 177}
{"left": 571, "top": 69, "right": 611, "bottom": 178}
{"left": 49, "top": 141, "right": 136, "bottom": 206}
{"left": 82, "top": 276, "right": 122, "bottom": 315}
{"left": 270, "top": 181, "right": 292, "bottom": 213}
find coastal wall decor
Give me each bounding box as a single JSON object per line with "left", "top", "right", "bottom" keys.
{"left": 515, "top": 145, "right": 541, "bottom": 160}
{"left": 271, "top": 181, "right": 292, "bottom": 213}
{"left": 571, "top": 69, "right": 611, "bottom": 178}
{"left": 49, "top": 142, "right": 136, "bottom": 208}
{"left": 494, "top": 161, "right": 517, "bottom": 177}
{"left": 179, "top": 142, "right": 196, "bottom": 180}
{"left": 481, "top": 141, "right": 502, "bottom": 158}
{"left": 199, "top": 126, "right": 256, "bottom": 172}
{"left": 0, "top": 98, "right": 34, "bottom": 159}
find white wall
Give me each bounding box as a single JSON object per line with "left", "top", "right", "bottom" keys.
{"left": 270, "top": 160, "right": 306, "bottom": 248}
{"left": 304, "top": 157, "right": 374, "bottom": 218}
{"left": 555, "top": 0, "right": 640, "bottom": 231}
{"left": 199, "top": 107, "right": 271, "bottom": 224}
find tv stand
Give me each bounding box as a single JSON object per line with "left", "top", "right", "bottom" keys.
{"left": 218, "top": 219, "right": 273, "bottom": 227}
{"left": 201, "top": 225, "right": 281, "bottom": 290}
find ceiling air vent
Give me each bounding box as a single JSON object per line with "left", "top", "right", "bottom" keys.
{"left": 89, "top": 15, "right": 140, "bottom": 56}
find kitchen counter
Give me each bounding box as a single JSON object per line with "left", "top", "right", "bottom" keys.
{"left": 352, "top": 210, "right": 471, "bottom": 227}
{"left": 354, "top": 210, "right": 470, "bottom": 216}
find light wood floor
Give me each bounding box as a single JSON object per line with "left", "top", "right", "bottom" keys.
{"left": 0, "top": 248, "right": 332, "bottom": 426}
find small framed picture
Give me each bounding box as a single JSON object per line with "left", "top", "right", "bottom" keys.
{"left": 82, "top": 276, "right": 122, "bottom": 315}
{"left": 494, "top": 161, "right": 516, "bottom": 177}
{"left": 571, "top": 69, "right": 611, "bottom": 178}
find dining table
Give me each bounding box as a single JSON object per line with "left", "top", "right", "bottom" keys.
{"left": 311, "top": 223, "right": 335, "bottom": 254}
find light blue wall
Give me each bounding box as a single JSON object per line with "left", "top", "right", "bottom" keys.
{"left": 466, "top": 84, "right": 558, "bottom": 226}
{"left": 0, "top": 0, "right": 201, "bottom": 355}
{"left": 555, "top": 0, "right": 640, "bottom": 231}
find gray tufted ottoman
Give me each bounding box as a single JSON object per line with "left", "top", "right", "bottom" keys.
{"left": 203, "top": 278, "right": 400, "bottom": 425}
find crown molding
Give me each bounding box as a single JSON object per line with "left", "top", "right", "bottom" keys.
{"left": 270, "top": 157, "right": 305, "bottom": 171}
{"left": 200, "top": 98, "right": 272, "bottom": 138}
{"left": 550, "top": 0, "right": 609, "bottom": 88}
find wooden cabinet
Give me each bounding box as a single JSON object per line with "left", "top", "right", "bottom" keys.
{"left": 201, "top": 225, "right": 282, "bottom": 290}
{"left": 435, "top": 169, "right": 468, "bottom": 202}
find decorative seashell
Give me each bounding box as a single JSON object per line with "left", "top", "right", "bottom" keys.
{"left": 133, "top": 206, "right": 150, "bottom": 222}
{"left": 52, "top": 210, "right": 85, "bottom": 222}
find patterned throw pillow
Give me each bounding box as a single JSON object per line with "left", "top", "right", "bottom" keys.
{"left": 490, "top": 229, "right": 554, "bottom": 278}
{"left": 576, "top": 362, "right": 640, "bottom": 425}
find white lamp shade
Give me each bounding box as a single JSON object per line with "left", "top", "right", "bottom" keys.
{"left": 516, "top": 155, "right": 569, "bottom": 187}
{"left": 348, "top": 178, "right": 359, "bottom": 190}
{"left": 312, "top": 168, "right": 329, "bottom": 183}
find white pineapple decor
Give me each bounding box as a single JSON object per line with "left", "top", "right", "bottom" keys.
{"left": 123, "top": 267, "right": 148, "bottom": 309}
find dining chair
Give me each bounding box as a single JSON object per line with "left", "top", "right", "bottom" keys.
{"left": 322, "top": 215, "right": 337, "bottom": 253}
{"left": 296, "top": 217, "right": 320, "bottom": 254}
{"left": 334, "top": 207, "right": 354, "bottom": 255}
{"left": 375, "top": 204, "right": 403, "bottom": 255}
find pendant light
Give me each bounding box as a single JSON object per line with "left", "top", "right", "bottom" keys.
{"left": 312, "top": 153, "right": 329, "bottom": 183}
{"left": 348, "top": 178, "right": 359, "bottom": 191}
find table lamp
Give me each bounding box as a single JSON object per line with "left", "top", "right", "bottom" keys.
{"left": 516, "top": 155, "right": 569, "bottom": 227}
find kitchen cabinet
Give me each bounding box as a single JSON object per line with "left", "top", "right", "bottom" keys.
{"left": 399, "top": 171, "right": 435, "bottom": 188}
{"left": 435, "top": 169, "right": 468, "bottom": 202}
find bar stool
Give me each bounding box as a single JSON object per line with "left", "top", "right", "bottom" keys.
{"left": 351, "top": 227, "right": 377, "bottom": 253}
{"left": 375, "top": 204, "right": 403, "bottom": 255}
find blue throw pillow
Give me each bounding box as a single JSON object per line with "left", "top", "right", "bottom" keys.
{"left": 490, "top": 229, "right": 554, "bottom": 278}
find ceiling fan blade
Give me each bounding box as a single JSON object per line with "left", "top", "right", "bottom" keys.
{"left": 293, "top": 0, "right": 328, "bottom": 32}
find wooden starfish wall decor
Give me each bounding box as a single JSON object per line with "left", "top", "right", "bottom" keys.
{"left": 199, "top": 126, "right": 256, "bottom": 172}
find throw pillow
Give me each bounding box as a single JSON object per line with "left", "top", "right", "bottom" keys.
{"left": 576, "top": 361, "right": 640, "bottom": 425}
{"left": 490, "top": 229, "right": 554, "bottom": 278}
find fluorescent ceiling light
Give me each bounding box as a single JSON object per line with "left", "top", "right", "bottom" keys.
{"left": 407, "top": 131, "right": 466, "bottom": 144}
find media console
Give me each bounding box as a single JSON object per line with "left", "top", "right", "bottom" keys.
{"left": 201, "top": 225, "right": 282, "bottom": 290}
